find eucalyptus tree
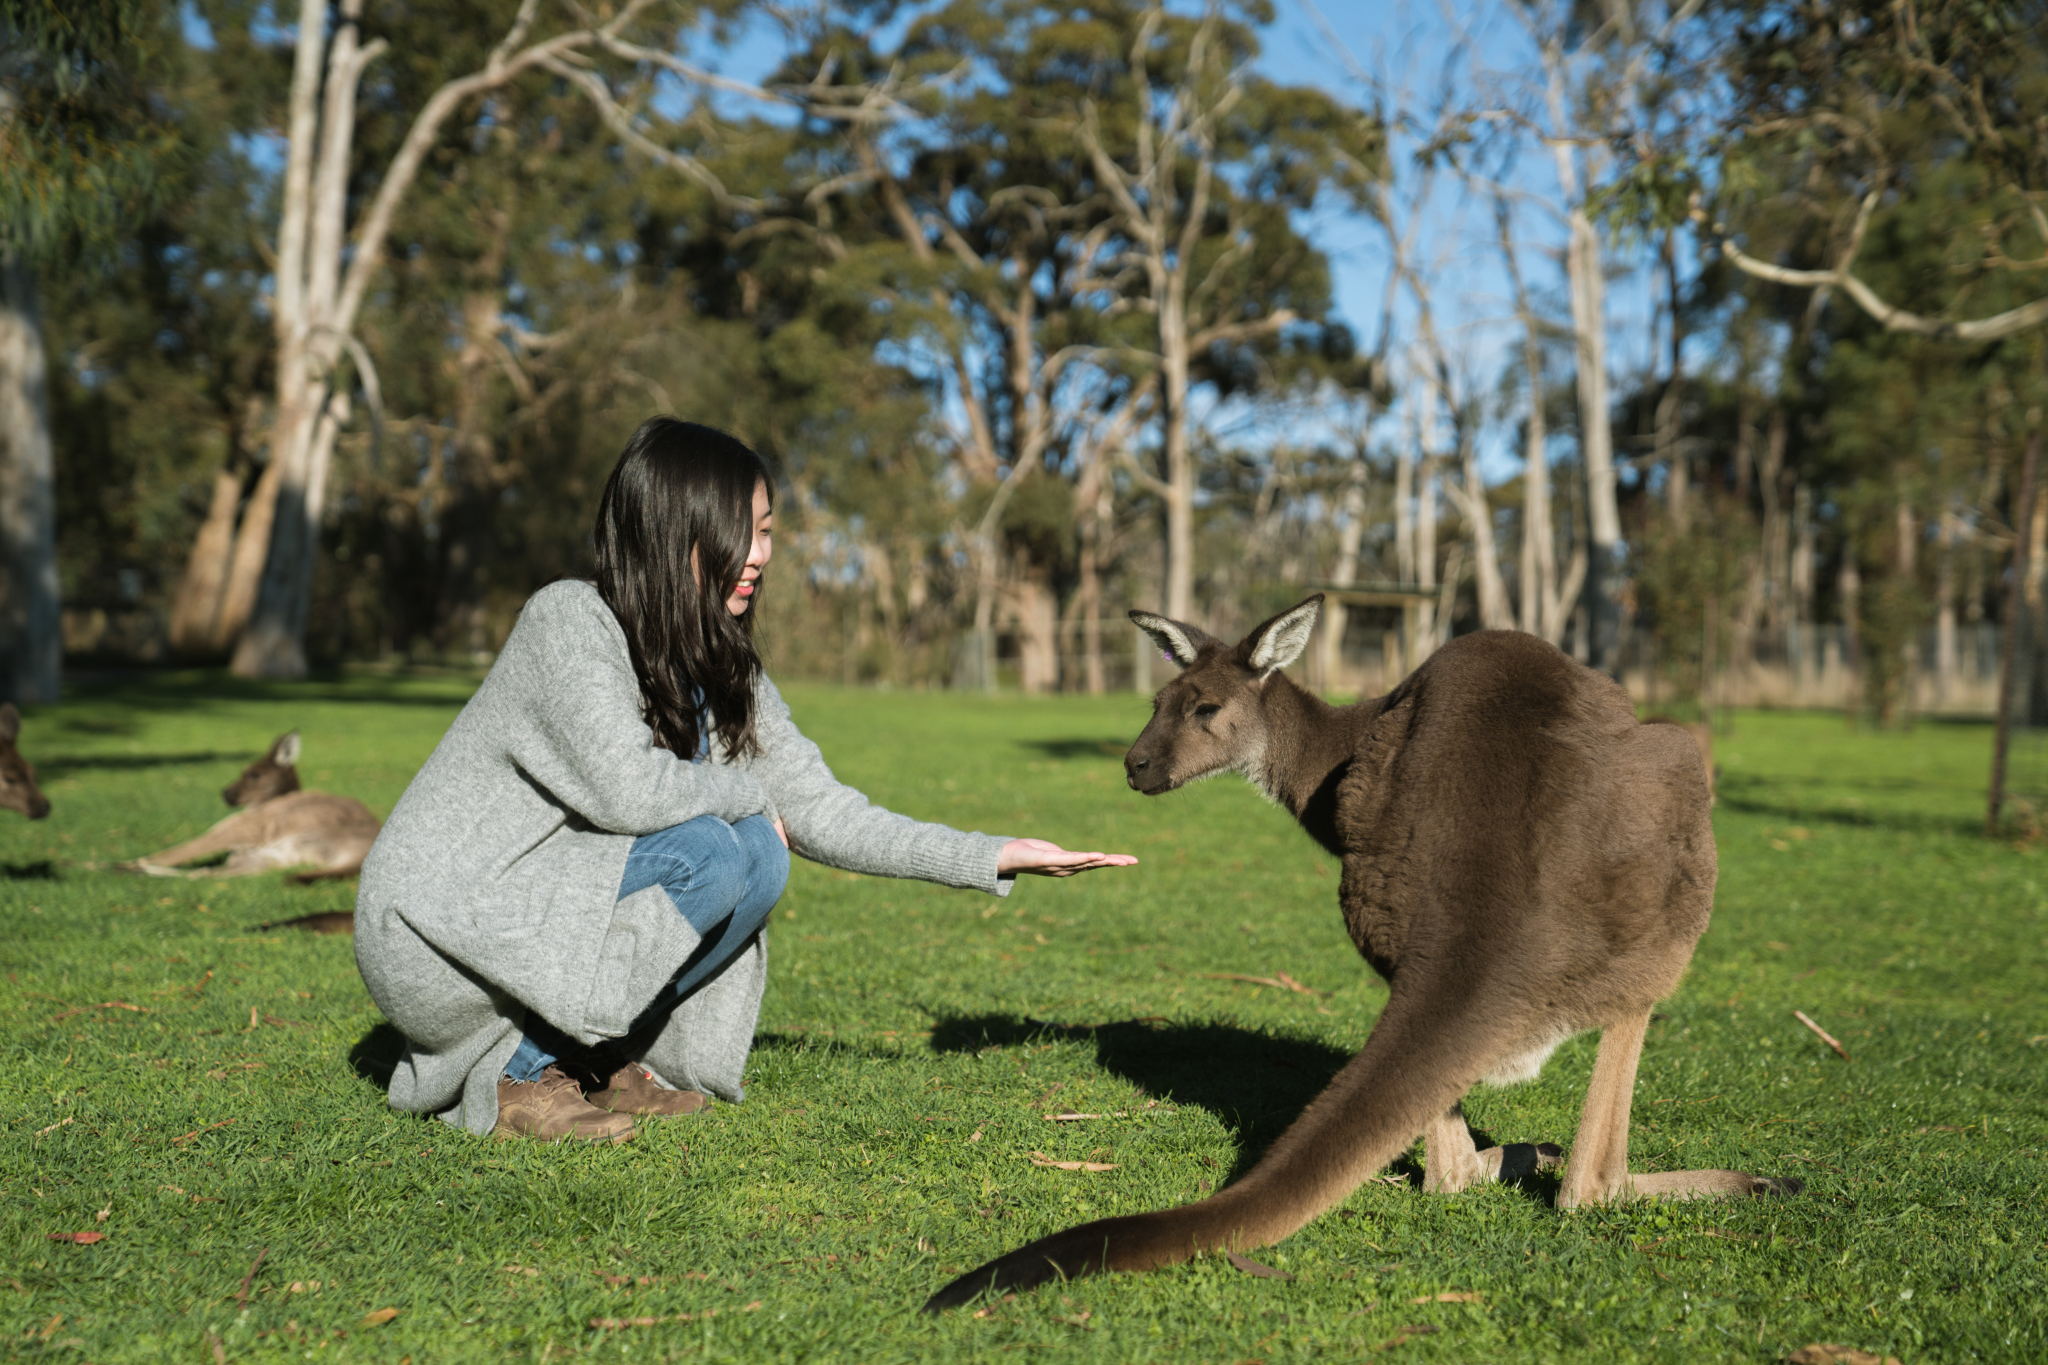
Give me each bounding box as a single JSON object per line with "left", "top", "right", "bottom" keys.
{"left": 0, "top": 0, "right": 183, "bottom": 700}
{"left": 208, "top": 0, "right": 765, "bottom": 678}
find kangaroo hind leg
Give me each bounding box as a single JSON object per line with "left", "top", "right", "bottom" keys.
{"left": 1423, "top": 1102, "right": 1564, "bottom": 1194}
{"left": 1557, "top": 1005, "right": 1801, "bottom": 1208}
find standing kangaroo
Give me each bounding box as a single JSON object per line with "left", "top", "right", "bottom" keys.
{"left": 0, "top": 704, "right": 52, "bottom": 820}
{"left": 134, "top": 731, "right": 381, "bottom": 881}
{"left": 925, "top": 597, "right": 1796, "bottom": 1311}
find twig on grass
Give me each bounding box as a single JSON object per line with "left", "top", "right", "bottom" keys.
{"left": 1201, "top": 972, "right": 1327, "bottom": 997}
{"left": 234, "top": 1247, "right": 268, "bottom": 1312}
{"left": 1026, "top": 1150, "right": 1117, "bottom": 1171}
{"left": 34, "top": 1117, "right": 73, "bottom": 1137}
{"left": 173, "top": 1118, "right": 236, "bottom": 1146}
{"left": 1793, "top": 1010, "right": 1852, "bottom": 1062}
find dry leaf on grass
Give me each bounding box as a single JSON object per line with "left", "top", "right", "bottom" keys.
{"left": 502, "top": 1264, "right": 540, "bottom": 1276}
{"left": 1027, "top": 1150, "right": 1117, "bottom": 1172}
{"left": 1786, "top": 1345, "right": 1901, "bottom": 1365}
{"left": 45, "top": 1232, "right": 103, "bottom": 1245}
{"left": 1410, "top": 1291, "right": 1483, "bottom": 1303}
{"left": 360, "top": 1308, "right": 400, "bottom": 1327}
{"left": 971, "top": 1294, "right": 1019, "bottom": 1319}
{"left": 1224, "top": 1251, "right": 1292, "bottom": 1280}
{"left": 1044, "top": 1111, "right": 1128, "bottom": 1122}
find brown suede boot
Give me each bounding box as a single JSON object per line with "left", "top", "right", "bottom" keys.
{"left": 583, "top": 1063, "right": 710, "bottom": 1118}
{"left": 494, "top": 1066, "right": 636, "bottom": 1143}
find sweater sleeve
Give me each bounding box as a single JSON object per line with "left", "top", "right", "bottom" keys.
{"left": 746, "top": 676, "right": 1013, "bottom": 896}
{"left": 498, "top": 583, "right": 772, "bottom": 835}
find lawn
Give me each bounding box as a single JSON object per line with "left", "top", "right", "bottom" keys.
{"left": 3, "top": 674, "right": 2044, "bottom": 1363}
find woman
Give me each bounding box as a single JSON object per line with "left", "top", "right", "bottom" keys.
{"left": 355, "top": 419, "right": 1133, "bottom": 1143}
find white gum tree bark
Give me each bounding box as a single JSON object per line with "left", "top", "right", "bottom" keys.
{"left": 227, "top": 0, "right": 663, "bottom": 677}
{"left": 0, "top": 257, "right": 57, "bottom": 702}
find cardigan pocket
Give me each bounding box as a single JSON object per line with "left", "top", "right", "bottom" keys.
{"left": 580, "top": 883, "right": 702, "bottom": 1041}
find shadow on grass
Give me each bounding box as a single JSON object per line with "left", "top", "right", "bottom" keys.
{"left": 36, "top": 750, "right": 250, "bottom": 778}
{"left": 2, "top": 860, "right": 57, "bottom": 879}
{"left": 1012, "top": 737, "right": 1133, "bottom": 761}
{"left": 54, "top": 668, "right": 481, "bottom": 715}
{"left": 920, "top": 1013, "right": 1562, "bottom": 1204}
{"left": 927, "top": 1012, "right": 1349, "bottom": 1176}
{"left": 1716, "top": 772, "right": 1980, "bottom": 837}
{"left": 349, "top": 1022, "right": 407, "bottom": 1090}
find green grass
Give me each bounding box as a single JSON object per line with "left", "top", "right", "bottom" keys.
{"left": 3, "top": 681, "right": 2044, "bottom": 1363}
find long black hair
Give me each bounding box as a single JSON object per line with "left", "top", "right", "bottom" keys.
{"left": 593, "top": 418, "right": 772, "bottom": 762}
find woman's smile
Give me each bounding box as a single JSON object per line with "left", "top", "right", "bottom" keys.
{"left": 725, "top": 480, "right": 774, "bottom": 616}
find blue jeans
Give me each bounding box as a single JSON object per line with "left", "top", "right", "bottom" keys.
{"left": 505, "top": 813, "right": 789, "bottom": 1082}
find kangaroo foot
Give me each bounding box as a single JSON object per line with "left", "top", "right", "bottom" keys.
{"left": 1560, "top": 1167, "right": 1804, "bottom": 1208}
{"left": 1627, "top": 1169, "right": 1803, "bottom": 1201}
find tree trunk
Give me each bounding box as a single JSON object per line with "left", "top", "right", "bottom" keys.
{"left": 1657, "top": 232, "right": 1688, "bottom": 535}
{"left": 1010, "top": 549, "right": 1059, "bottom": 694}
{"left": 1415, "top": 452, "right": 1439, "bottom": 662}
{"left": 0, "top": 257, "right": 59, "bottom": 704}
{"left": 1457, "top": 434, "right": 1512, "bottom": 630}
{"left": 1320, "top": 447, "right": 1367, "bottom": 687}
{"left": 1159, "top": 285, "right": 1195, "bottom": 623}
{"left": 168, "top": 464, "right": 245, "bottom": 656}
{"left": 1564, "top": 205, "right": 1621, "bottom": 677}
{"left": 1936, "top": 506, "right": 1957, "bottom": 705}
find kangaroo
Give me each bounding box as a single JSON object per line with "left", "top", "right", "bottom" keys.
{"left": 1645, "top": 717, "right": 1716, "bottom": 801}
{"left": 925, "top": 596, "right": 1796, "bottom": 1312}
{"left": 134, "top": 731, "right": 381, "bottom": 881}
{"left": 0, "top": 704, "right": 52, "bottom": 820}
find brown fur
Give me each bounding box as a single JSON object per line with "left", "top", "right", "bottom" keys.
{"left": 0, "top": 704, "right": 51, "bottom": 820}
{"left": 133, "top": 732, "right": 380, "bottom": 884}
{"left": 1645, "top": 717, "right": 1716, "bottom": 801}
{"left": 924, "top": 597, "right": 1795, "bottom": 1312}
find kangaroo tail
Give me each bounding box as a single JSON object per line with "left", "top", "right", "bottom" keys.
{"left": 922, "top": 992, "right": 1498, "bottom": 1312}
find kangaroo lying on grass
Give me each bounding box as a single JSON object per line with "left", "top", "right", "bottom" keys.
{"left": 0, "top": 704, "right": 51, "bottom": 820}
{"left": 134, "top": 731, "right": 380, "bottom": 882}
{"left": 926, "top": 596, "right": 1796, "bottom": 1311}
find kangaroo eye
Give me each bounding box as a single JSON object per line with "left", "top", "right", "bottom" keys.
{"left": 1194, "top": 703, "right": 1221, "bottom": 719}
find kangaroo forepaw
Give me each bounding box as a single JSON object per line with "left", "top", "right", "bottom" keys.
{"left": 1749, "top": 1174, "right": 1803, "bottom": 1198}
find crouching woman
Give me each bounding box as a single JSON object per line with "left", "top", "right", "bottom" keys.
{"left": 355, "top": 419, "right": 1133, "bottom": 1143}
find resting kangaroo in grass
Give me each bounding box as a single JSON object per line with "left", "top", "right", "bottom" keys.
{"left": 925, "top": 596, "right": 1796, "bottom": 1312}
{"left": 134, "top": 732, "right": 380, "bottom": 881}
{"left": 0, "top": 704, "right": 52, "bottom": 819}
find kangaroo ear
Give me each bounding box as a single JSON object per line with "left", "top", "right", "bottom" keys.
{"left": 1128, "top": 611, "right": 1213, "bottom": 669}
{"left": 273, "top": 731, "right": 302, "bottom": 768}
{"left": 0, "top": 704, "right": 18, "bottom": 743}
{"left": 1241, "top": 595, "right": 1323, "bottom": 674}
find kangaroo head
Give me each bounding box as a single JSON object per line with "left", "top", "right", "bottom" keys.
{"left": 1124, "top": 596, "right": 1322, "bottom": 796}
{"left": 0, "top": 704, "right": 51, "bottom": 820}
{"left": 225, "top": 731, "right": 303, "bottom": 807}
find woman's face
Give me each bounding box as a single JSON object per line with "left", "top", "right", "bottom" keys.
{"left": 726, "top": 480, "right": 773, "bottom": 616}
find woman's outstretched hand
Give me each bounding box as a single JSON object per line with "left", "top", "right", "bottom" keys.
{"left": 997, "top": 838, "right": 1138, "bottom": 878}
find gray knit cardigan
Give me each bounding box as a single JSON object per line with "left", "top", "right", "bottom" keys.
{"left": 354, "top": 579, "right": 1012, "bottom": 1135}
